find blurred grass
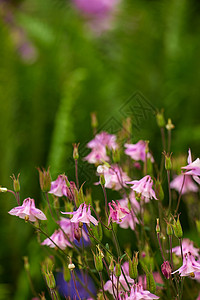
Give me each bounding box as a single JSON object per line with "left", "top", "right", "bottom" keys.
{"left": 1, "top": 0, "right": 200, "bottom": 298}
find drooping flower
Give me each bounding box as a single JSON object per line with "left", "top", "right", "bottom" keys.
{"left": 182, "top": 149, "right": 200, "bottom": 184}
{"left": 124, "top": 140, "right": 154, "bottom": 162}
{"left": 41, "top": 229, "right": 72, "bottom": 250}
{"left": 49, "top": 175, "right": 71, "bottom": 198}
{"left": 117, "top": 199, "right": 138, "bottom": 231}
{"left": 170, "top": 174, "right": 198, "bottom": 194}
{"left": 172, "top": 252, "right": 200, "bottom": 277}
{"left": 120, "top": 283, "right": 159, "bottom": 300}
{"left": 72, "top": 0, "right": 118, "bottom": 16}
{"left": 161, "top": 261, "right": 172, "bottom": 279}
{"left": 61, "top": 203, "right": 98, "bottom": 226}
{"left": 171, "top": 238, "right": 199, "bottom": 257}
{"left": 8, "top": 197, "right": 47, "bottom": 222}
{"left": 84, "top": 132, "right": 118, "bottom": 164}
{"left": 97, "top": 164, "right": 130, "bottom": 190}
{"left": 108, "top": 200, "right": 130, "bottom": 225}
{"left": 127, "top": 175, "right": 157, "bottom": 201}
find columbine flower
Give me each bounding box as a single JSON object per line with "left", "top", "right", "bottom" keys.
{"left": 84, "top": 132, "right": 118, "bottom": 164}
{"left": 8, "top": 197, "right": 47, "bottom": 222}
{"left": 170, "top": 174, "right": 198, "bottom": 194}
{"left": 171, "top": 238, "right": 199, "bottom": 257}
{"left": 120, "top": 283, "right": 159, "bottom": 300}
{"left": 172, "top": 252, "right": 200, "bottom": 277}
{"left": 108, "top": 200, "right": 130, "bottom": 225}
{"left": 49, "top": 175, "right": 71, "bottom": 197}
{"left": 127, "top": 175, "right": 157, "bottom": 202}
{"left": 41, "top": 229, "right": 72, "bottom": 250}
{"left": 61, "top": 203, "right": 98, "bottom": 227}
{"left": 161, "top": 261, "right": 172, "bottom": 279}
{"left": 117, "top": 199, "right": 138, "bottom": 231}
{"left": 97, "top": 164, "right": 130, "bottom": 190}
{"left": 182, "top": 149, "right": 200, "bottom": 184}
{"left": 124, "top": 140, "right": 154, "bottom": 162}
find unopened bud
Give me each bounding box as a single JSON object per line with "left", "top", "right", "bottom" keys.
{"left": 166, "top": 223, "right": 173, "bottom": 236}
{"left": 166, "top": 118, "right": 175, "bottom": 131}
{"left": 100, "top": 174, "right": 105, "bottom": 186}
{"left": 92, "top": 248, "right": 103, "bottom": 272}
{"left": 112, "top": 149, "right": 120, "bottom": 163}
{"left": 156, "top": 219, "right": 160, "bottom": 233}
{"left": 156, "top": 110, "right": 165, "bottom": 128}
{"left": 91, "top": 112, "right": 98, "bottom": 129}
{"left": 45, "top": 270, "right": 56, "bottom": 289}
{"left": 95, "top": 200, "right": 101, "bottom": 215}
{"left": 63, "top": 262, "right": 71, "bottom": 282}
{"left": 68, "top": 263, "right": 75, "bottom": 270}
{"left": 23, "top": 256, "right": 30, "bottom": 271}
{"left": 161, "top": 261, "right": 172, "bottom": 279}
{"left": 0, "top": 187, "right": 7, "bottom": 193}
{"left": 172, "top": 215, "right": 183, "bottom": 239}
{"left": 145, "top": 267, "right": 156, "bottom": 293}
{"left": 73, "top": 143, "right": 79, "bottom": 160}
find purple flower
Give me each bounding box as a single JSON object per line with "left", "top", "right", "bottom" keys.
{"left": 97, "top": 164, "right": 130, "bottom": 190}
{"left": 8, "top": 197, "right": 47, "bottom": 222}
{"left": 171, "top": 238, "right": 199, "bottom": 257}
{"left": 170, "top": 174, "right": 198, "bottom": 194}
{"left": 49, "top": 175, "right": 71, "bottom": 197}
{"left": 41, "top": 229, "right": 72, "bottom": 250}
{"left": 125, "top": 140, "right": 154, "bottom": 162}
{"left": 182, "top": 149, "right": 200, "bottom": 184}
{"left": 172, "top": 252, "right": 200, "bottom": 277}
{"left": 61, "top": 203, "right": 98, "bottom": 226}
{"left": 127, "top": 175, "right": 157, "bottom": 201}
{"left": 161, "top": 261, "right": 172, "bottom": 279}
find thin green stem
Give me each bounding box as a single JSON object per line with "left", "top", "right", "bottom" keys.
{"left": 167, "top": 170, "right": 172, "bottom": 216}
{"left": 75, "top": 159, "right": 79, "bottom": 190}
{"left": 175, "top": 175, "right": 185, "bottom": 215}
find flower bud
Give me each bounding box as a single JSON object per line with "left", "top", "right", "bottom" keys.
{"left": 37, "top": 168, "right": 51, "bottom": 192}
{"left": 100, "top": 174, "right": 105, "bottom": 186}
{"left": 73, "top": 143, "right": 79, "bottom": 160}
{"left": 156, "top": 110, "right": 165, "bottom": 128}
{"left": 161, "top": 261, "right": 172, "bottom": 279}
{"left": 23, "top": 256, "right": 30, "bottom": 271}
{"left": 166, "top": 118, "right": 175, "bottom": 131}
{"left": 63, "top": 262, "right": 71, "bottom": 282}
{"left": 68, "top": 263, "right": 75, "bottom": 270}
{"left": 156, "top": 219, "right": 160, "bottom": 233}
{"left": 115, "top": 263, "right": 121, "bottom": 277}
{"left": 95, "top": 200, "right": 101, "bottom": 214}
{"left": 0, "top": 187, "right": 7, "bottom": 193}
{"left": 196, "top": 220, "right": 200, "bottom": 235}
{"left": 91, "top": 112, "right": 98, "bottom": 129}
{"left": 145, "top": 267, "right": 156, "bottom": 294}
{"left": 172, "top": 215, "right": 183, "bottom": 239}
{"left": 10, "top": 173, "right": 20, "bottom": 192}
{"left": 112, "top": 149, "right": 120, "bottom": 163}
{"left": 92, "top": 247, "right": 103, "bottom": 272}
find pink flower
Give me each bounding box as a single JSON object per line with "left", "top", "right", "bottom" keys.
{"left": 8, "top": 197, "right": 47, "bottom": 222}
{"left": 104, "top": 262, "right": 134, "bottom": 296}
{"left": 172, "top": 252, "right": 200, "bottom": 277}
{"left": 41, "top": 229, "right": 72, "bottom": 250}
{"left": 61, "top": 203, "right": 98, "bottom": 226}
{"left": 196, "top": 291, "right": 200, "bottom": 300}
{"left": 124, "top": 140, "right": 154, "bottom": 162}
{"left": 117, "top": 199, "right": 138, "bottom": 231}
{"left": 97, "top": 164, "right": 130, "bottom": 190}
{"left": 72, "top": 0, "right": 118, "bottom": 17}
{"left": 170, "top": 174, "right": 198, "bottom": 194}
{"left": 171, "top": 239, "right": 199, "bottom": 257}
{"left": 120, "top": 284, "right": 159, "bottom": 300}
{"left": 127, "top": 175, "right": 157, "bottom": 201}
{"left": 108, "top": 200, "right": 130, "bottom": 225}
{"left": 138, "top": 272, "right": 163, "bottom": 290}
{"left": 49, "top": 175, "right": 70, "bottom": 197}
{"left": 58, "top": 217, "right": 89, "bottom": 242}
{"left": 84, "top": 132, "right": 118, "bottom": 164}
{"left": 182, "top": 149, "right": 200, "bottom": 184}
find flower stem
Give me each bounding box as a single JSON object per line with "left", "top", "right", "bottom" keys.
{"left": 75, "top": 159, "right": 79, "bottom": 190}
{"left": 167, "top": 170, "right": 172, "bottom": 216}
{"left": 99, "top": 271, "right": 106, "bottom": 300}
{"left": 175, "top": 175, "right": 185, "bottom": 215}
{"left": 71, "top": 270, "right": 81, "bottom": 300}
{"left": 45, "top": 192, "right": 57, "bottom": 222}
{"left": 157, "top": 232, "right": 165, "bottom": 261}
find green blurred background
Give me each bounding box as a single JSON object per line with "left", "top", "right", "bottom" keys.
{"left": 0, "top": 0, "right": 200, "bottom": 298}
